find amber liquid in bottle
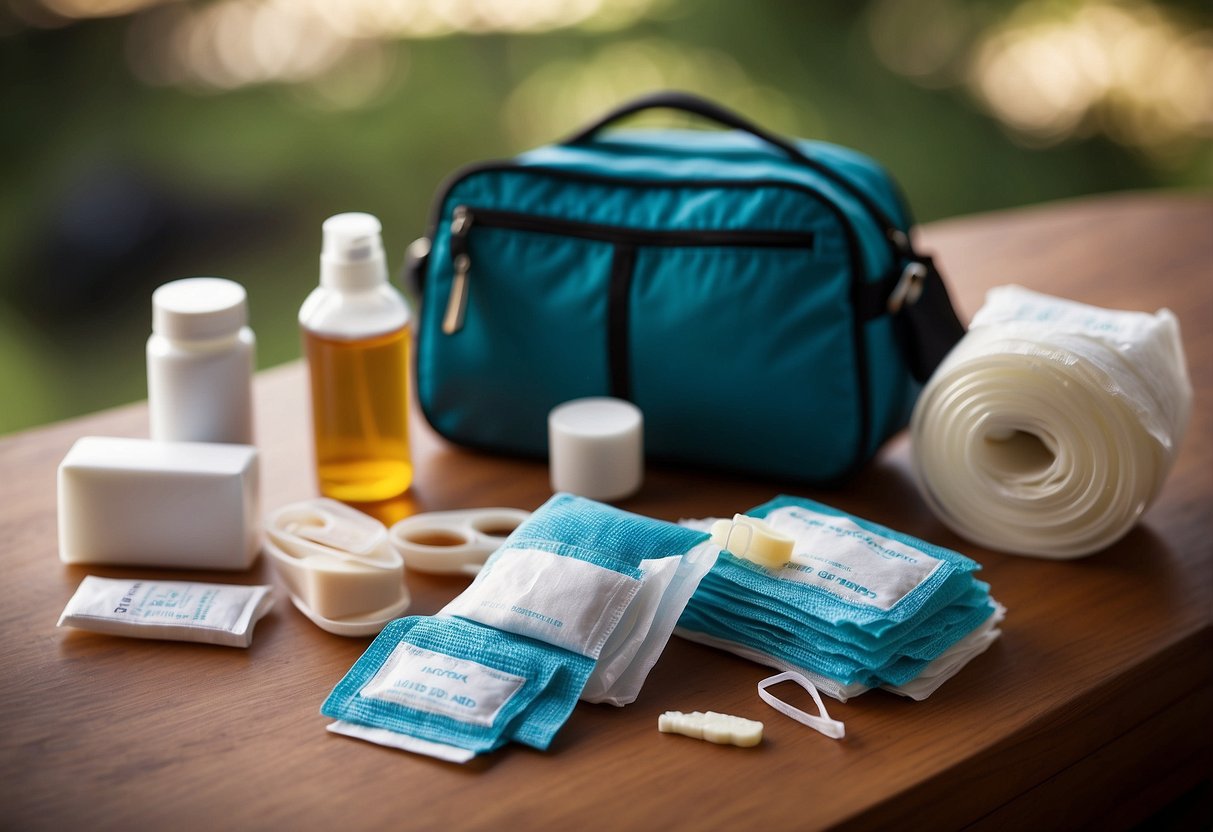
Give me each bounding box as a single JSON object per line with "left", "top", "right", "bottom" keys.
{"left": 305, "top": 325, "right": 413, "bottom": 503}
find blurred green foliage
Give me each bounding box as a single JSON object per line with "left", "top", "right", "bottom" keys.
{"left": 0, "top": 0, "right": 1209, "bottom": 435}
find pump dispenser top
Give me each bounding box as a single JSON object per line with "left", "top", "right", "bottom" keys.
{"left": 320, "top": 213, "right": 388, "bottom": 291}
{"left": 301, "top": 212, "right": 408, "bottom": 341}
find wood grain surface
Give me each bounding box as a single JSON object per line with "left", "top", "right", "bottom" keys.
{"left": 1, "top": 192, "right": 1209, "bottom": 831}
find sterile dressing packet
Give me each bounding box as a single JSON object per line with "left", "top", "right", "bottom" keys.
{"left": 57, "top": 576, "right": 274, "bottom": 648}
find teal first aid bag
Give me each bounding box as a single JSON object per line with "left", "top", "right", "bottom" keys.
{"left": 409, "top": 92, "right": 965, "bottom": 482}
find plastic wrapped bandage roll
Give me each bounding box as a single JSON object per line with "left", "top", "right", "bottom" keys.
{"left": 911, "top": 285, "right": 1192, "bottom": 559}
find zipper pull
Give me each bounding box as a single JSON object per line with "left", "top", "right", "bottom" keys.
{"left": 442, "top": 206, "right": 472, "bottom": 335}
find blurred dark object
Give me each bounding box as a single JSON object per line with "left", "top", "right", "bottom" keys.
{"left": 12, "top": 162, "right": 285, "bottom": 322}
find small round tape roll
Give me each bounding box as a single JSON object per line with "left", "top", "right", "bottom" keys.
{"left": 548, "top": 398, "right": 643, "bottom": 502}
{"left": 911, "top": 286, "right": 1192, "bottom": 559}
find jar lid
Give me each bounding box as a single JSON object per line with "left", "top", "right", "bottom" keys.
{"left": 152, "top": 278, "right": 248, "bottom": 340}
{"left": 548, "top": 397, "right": 644, "bottom": 502}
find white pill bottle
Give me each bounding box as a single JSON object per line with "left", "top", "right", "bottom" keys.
{"left": 147, "top": 277, "right": 256, "bottom": 445}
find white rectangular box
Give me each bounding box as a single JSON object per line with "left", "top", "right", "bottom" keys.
{"left": 58, "top": 436, "right": 260, "bottom": 570}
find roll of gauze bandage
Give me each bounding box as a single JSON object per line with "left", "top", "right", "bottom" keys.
{"left": 911, "top": 285, "right": 1191, "bottom": 559}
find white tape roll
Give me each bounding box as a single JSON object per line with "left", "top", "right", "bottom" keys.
{"left": 911, "top": 285, "right": 1191, "bottom": 559}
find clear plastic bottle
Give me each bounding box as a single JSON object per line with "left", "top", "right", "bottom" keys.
{"left": 300, "top": 213, "right": 412, "bottom": 502}
{"left": 147, "top": 277, "right": 256, "bottom": 445}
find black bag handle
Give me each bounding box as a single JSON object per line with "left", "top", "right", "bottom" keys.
{"left": 563, "top": 90, "right": 815, "bottom": 168}
{"left": 562, "top": 90, "right": 905, "bottom": 250}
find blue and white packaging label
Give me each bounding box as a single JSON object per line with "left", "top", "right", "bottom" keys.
{"left": 359, "top": 642, "right": 525, "bottom": 727}
{"left": 763, "top": 506, "right": 943, "bottom": 610}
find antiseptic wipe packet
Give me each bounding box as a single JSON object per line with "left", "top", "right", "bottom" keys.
{"left": 57, "top": 576, "right": 274, "bottom": 648}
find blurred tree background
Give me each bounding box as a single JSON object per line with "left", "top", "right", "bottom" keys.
{"left": 1, "top": 0, "right": 1209, "bottom": 435}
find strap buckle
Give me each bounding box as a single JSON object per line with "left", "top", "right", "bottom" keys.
{"left": 888, "top": 261, "right": 928, "bottom": 314}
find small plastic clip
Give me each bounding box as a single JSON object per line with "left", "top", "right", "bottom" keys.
{"left": 709, "top": 514, "right": 794, "bottom": 569}
{"left": 657, "top": 711, "right": 763, "bottom": 747}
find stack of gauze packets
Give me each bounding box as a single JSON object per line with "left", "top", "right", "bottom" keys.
{"left": 322, "top": 493, "right": 720, "bottom": 762}
{"left": 677, "top": 496, "right": 1004, "bottom": 702}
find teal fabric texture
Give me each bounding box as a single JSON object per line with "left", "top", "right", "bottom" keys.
{"left": 321, "top": 615, "right": 592, "bottom": 757}
{"left": 414, "top": 115, "right": 930, "bottom": 482}
{"left": 500, "top": 491, "right": 710, "bottom": 572}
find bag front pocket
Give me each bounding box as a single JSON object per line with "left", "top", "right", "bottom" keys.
{"left": 628, "top": 243, "right": 861, "bottom": 479}
{"left": 419, "top": 205, "right": 856, "bottom": 475}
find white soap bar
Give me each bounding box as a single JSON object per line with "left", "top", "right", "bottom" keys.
{"left": 57, "top": 436, "right": 260, "bottom": 570}
{"left": 658, "top": 711, "right": 763, "bottom": 747}
{"left": 57, "top": 576, "right": 273, "bottom": 648}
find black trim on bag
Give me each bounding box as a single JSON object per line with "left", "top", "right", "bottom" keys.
{"left": 607, "top": 244, "right": 636, "bottom": 401}
{"left": 416, "top": 162, "right": 882, "bottom": 479}
{"left": 457, "top": 208, "right": 816, "bottom": 249}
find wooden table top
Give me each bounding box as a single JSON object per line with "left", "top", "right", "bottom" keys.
{"left": 1, "top": 192, "right": 1209, "bottom": 831}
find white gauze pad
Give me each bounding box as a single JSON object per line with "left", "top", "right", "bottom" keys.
{"left": 911, "top": 285, "right": 1192, "bottom": 559}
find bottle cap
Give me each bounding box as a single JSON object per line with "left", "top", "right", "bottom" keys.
{"left": 152, "top": 278, "right": 248, "bottom": 341}
{"left": 548, "top": 397, "right": 644, "bottom": 502}
{"left": 320, "top": 212, "right": 388, "bottom": 291}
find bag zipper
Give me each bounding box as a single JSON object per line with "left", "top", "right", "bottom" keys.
{"left": 442, "top": 205, "right": 815, "bottom": 335}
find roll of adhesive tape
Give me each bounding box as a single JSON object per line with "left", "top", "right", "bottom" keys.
{"left": 911, "top": 285, "right": 1192, "bottom": 559}
{"left": 549, "top": 397, "right": 643, "bottom": 502}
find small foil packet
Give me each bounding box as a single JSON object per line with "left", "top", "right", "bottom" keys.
{"left": 57, "top": 576, "right": 274, "bottom": 648}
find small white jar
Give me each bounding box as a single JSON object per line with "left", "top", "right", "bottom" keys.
{"left": 147, "top": 277, "right": 256, "bottom": 445}
{"left": 548, "top": 397, "right": 644, "bottom": 501}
